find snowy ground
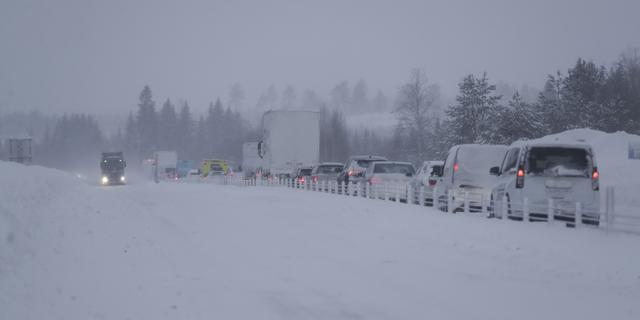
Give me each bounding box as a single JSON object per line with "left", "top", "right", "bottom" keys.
{"left": 1, "top": 161, "right": 640, "bottom": 320}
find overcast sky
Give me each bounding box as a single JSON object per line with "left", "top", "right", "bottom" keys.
{"left": 1, "top": 0, "right": 639, "bottom": 115}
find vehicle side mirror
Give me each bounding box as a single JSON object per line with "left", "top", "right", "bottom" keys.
{"left": 490, "top": 166, "right": 500, "bottom": 176}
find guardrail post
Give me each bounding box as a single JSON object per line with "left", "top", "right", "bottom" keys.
{"left": 480, "top": 194, "right": 486, "bottom": 216}
{"left": 575, "top": 202, "right": 582, "bottom": 228}
{"left": 548, "top": 199, "right": 554, "bottom": 225}
{"left": 432, "top": 189, "right": 437, "bottom": 208}
{"left": 463, "top": 192, "right": 469, "bottom": 213}
{"left": 523, "top": 198, "right": 529, "bottom": 222}
{"left": 609, "top": 186, "right": 615, "bottom": 229}
{"left": 501, "top": 195, "right": 507, "bottom": 219}
{"left": 393, "top": 182, "right": 400, "bottom": 202}
{"left": 419, "top": 186, "right": 425, "bottom": 206}
{"left": 407, "top": 185, "right": 413, "bottom": 204}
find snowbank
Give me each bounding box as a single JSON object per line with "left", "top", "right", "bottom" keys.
{"left": 1, "top": 160, "right": 639, "bottom": 319}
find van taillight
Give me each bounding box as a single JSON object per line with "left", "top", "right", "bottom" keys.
{"left": 592, "top": 167, "right": 599, "bottom": 191}
{"left": 515, "top": 166, "right": 525, "bottom": 189}
{"left": 453, "top": 163, "right": 459, "bottom": 172}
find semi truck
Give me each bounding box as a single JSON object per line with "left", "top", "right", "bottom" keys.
{"left": 100, "top": 152, "right": 126, "bottom": 185}
{"left": 242, "top": 142, "right": 263, "bottom": 178}
{"left": 258, "top": 110, "right": 320, "bottom": 177}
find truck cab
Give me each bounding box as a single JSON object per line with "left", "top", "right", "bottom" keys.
{"left": 100, "top": 152, "right": 126, "bottom": 185}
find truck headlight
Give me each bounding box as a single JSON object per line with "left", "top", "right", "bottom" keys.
{"left": 120, "top": 176, "right": 126, "bottom": 182}
{"left": 101, "top": 176, "right": 109, "bottom": 184}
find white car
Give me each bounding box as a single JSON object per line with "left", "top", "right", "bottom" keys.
{"left": 364, "top": 161, "right": 416, "bottom": 201}
{"left": 434, "top": 144, "right": 509, "bottom": 212}
{"left": 409, "top": 160, "right": 444, "bottom": 205}
{"left": 489, "top": 141, "right": 600, "bottom": 225}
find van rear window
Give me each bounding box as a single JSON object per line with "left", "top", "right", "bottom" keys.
{"left": 527, "top": 147, "right": 590, "bottom": 177}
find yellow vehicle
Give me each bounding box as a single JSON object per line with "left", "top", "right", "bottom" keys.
{"left": 200, "top": 159, "right": 231, "bottom": 177}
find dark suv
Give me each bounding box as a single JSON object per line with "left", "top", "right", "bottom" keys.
{"left": 337, "top": 155, "right": 388, "bottom": 186}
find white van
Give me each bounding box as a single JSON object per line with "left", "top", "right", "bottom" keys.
{"left": 489, "top": 141, "right": 600, "bottom": 225}
{"left": 434, "top": 144, "right": 508, "bottom": 212}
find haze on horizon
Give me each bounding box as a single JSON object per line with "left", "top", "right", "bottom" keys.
{"left": 1, "top": 0, "right": 639, "bottom": 115}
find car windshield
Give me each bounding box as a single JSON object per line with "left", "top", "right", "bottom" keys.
{"left": 355, "top": 160, "right": 376, "bottom": 168}
{"left": 102, "top": 158, "right": 124, "bottom": 169}
{"left": 373, "top": 163, "right": 415, "bottom": 175}
{"left": 299, "top": 169, "right": 312, "bottom": 176}
{"left": 527, "top": 147, "right": 590, "bottom": 177}
{"left": 318, "top": 165, "right": 342, "bottom": 174}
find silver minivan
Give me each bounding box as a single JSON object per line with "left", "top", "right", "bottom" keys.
{"left": 489, "top": 141, "right": 600, "bottom": 225}
{"left": 434, "top": 144, "right": 509, "bottom": 212}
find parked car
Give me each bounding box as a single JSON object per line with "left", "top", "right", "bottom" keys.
{"left": 337, "top": 155, "right": 388, "bottom": 186}
{"left": 294, "top": 166, "right": 313, "bottom": 187}
{"left": 409, "top": 160, "right": 444, "bottom": 205}
{"left": 311, "top": 162, "right": 344, "bottom": 184}
{"left": 364, "top": 161, "right": 416, "bottom": 201}
{"left": 489, "top": 141, "right": 600, "bottom": 225}
{"left": 434, "top": 144, "right": 509, "bottom": 212}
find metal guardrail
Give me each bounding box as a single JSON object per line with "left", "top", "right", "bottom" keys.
{"left": 205, "top": 176, "right": 640, "bottom": 235}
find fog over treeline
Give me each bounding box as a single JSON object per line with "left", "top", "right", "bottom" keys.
{"left": 1, "top": 48, "right": 639, "bottom": 172}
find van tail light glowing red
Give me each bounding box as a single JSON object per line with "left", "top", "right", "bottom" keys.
{"left": 453, "top": 163, "right": 459, "bottom": 172}
{"left": 312, "top": 175, "right": 318, "bottom": 182}
{"left": 516, "top": 166, "right": 525, "bottom": 189}
{"left": 592, "top": 167, "right": 599, "bottom": 191}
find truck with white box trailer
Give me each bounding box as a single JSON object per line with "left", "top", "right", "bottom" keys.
{"left": 258, "top": 110, "right": 320, "bottom": 177}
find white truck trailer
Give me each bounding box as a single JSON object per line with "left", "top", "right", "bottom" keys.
{"left": 258, "top": 110, "right": 320, "bottom": 177}
{"left": 153, "top": 150, "right": 178, "bottom": 182}
{"left": 242, "top": 142, "right": 263, "bottom": 178}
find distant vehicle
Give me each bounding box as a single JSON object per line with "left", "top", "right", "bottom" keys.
{"left": 100, "top": 151, "right": 126, "bottom": 185}
{"left": 242, "top": 142, "right": 263, "bottom": 179}
{"left": 409, "top": 160, "right": 444, "bottom": 205}
{"left": 337, "top": 155, "right": 388, "bottom": 186}
{"left": 153, "top": 151, "right": 178, "bottom": 181}
{"left": 489, "top": 141, "right": 600, "bottom": 225}
{"left": 7, "top": 137, "right": 32, "bottom": 164}
{"left": 258, "top": 110, "right": 320, "bottom": 177}
{"left": 177, "top": 160, "right": 196, "bottom": 178}
{"left": 311, "top": 162, "right": 344, "bottom": 184}
{"left": 200, "top": 159, "right": 231, "bottom": 177}
{"left": 182, "top": 169, "right": 202, "bottom": 182}
{"left": 294, "top": 166, "right": 313, "bottom": 186}
{"left": 364, "top": 161, "right": 416, "bottom": 201}
{"left": 434, "top": 144, "right": 508, "bottom": 212}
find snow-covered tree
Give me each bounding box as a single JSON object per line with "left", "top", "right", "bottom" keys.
{"left": 446, "top": 73, "right": 502, "bottom": 144}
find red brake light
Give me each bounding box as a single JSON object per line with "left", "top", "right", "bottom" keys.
{"left": 348, "top": 170, "right": 353, "bottom": 176}
{"left": 592, "top": 170, "right": 599, "bottom": 180}
{"left": 517, "top": 169, "right": 524, "bottom": 177}
{"left": 592, "top": 167, "right": 599, "bottom": 191}
{"left": 453, "top": 163, "right": 459, "bottom": 172}
{"left": 312, "top": 175, "right": 318, "bottom": 182}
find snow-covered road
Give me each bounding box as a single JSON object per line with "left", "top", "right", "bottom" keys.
{"left": 1, "top": 162, "right": 640, "bottom": 320}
